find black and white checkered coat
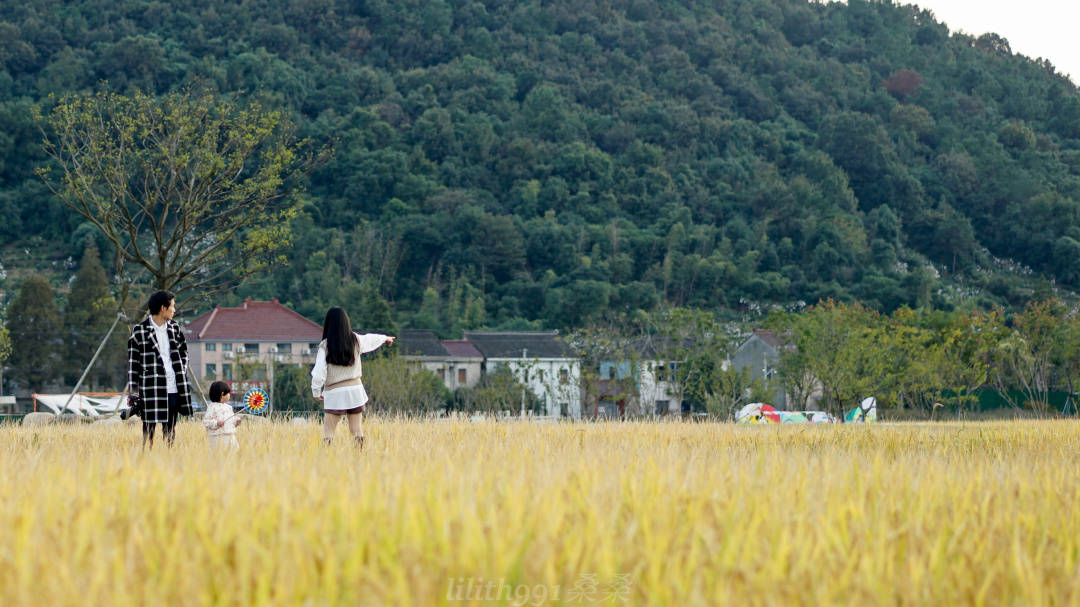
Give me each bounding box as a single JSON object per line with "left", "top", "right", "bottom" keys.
{"left": 127, "top": 318, "right": 191, "bottom": 424}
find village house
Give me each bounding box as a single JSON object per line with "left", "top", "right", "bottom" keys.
{"left": 439, "top": 339, "right": 484, "bottom": 390}
{"left": 730, "top": 329, "right": 789, "bottom": 409}
{"left": 396, "top": 329, "right": 452, "bottom": 384}
{"left": 184, "top": 298, "right": 323, "bottom": 393}
{"left": 395, "top": 329, "right": 485, "bottom": 392}
{"left": 463, "top": 331, "right": 582, "bottom": 419}
{"left": 596, "top": 340, "right": 684, "bottom": 418}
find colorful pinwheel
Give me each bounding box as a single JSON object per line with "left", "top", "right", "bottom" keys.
{"left": 242, "top": 388, "right": 270, "bottom": 415}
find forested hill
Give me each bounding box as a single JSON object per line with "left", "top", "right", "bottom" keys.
{"left": 2, "top": 0, "right": 1080, "bottom": 333}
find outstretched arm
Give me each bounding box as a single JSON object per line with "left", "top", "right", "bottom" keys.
{"left": 356, "top": 333, "right": 395, "bottom": 354}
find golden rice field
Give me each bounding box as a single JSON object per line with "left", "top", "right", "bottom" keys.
{"left": 1, "top": 417, "right": 1079, "bottom": 606}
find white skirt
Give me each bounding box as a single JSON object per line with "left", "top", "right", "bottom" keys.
{"left": 322, "top": 383, "right": 369, "bottom": 412}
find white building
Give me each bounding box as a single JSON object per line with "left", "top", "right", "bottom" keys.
{"left": 464, "top": 331, "right": 582, "bottom": 419}
{"left": 597, "top": 349, "right": 684, "bottom": 418}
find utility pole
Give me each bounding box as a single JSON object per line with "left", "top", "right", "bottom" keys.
{"left": 520, "top": 348, "right": 527, "bottom": 418}
{"left": 267, "top": 352, "right": 274, "bottom": 416}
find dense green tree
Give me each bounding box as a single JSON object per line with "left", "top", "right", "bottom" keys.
{"left": 63, "top": 245, "right": 125, "bottom": 389}
{"left": 0, "top": 320, "right": 11, "bottom": 394}
{"left": 779, "top": 300, "right": 888, "bottom": 419}
{"left": 7, "top": 275, "right": 61, "bottom": 391}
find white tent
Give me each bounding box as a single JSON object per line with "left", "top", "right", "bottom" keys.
{"left": 32, "top": 393, "right": 125, "bottom": 416}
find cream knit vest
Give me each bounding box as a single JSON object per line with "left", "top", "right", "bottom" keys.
{"left": 320, "top": 337, "right": 364, "bottom": 388}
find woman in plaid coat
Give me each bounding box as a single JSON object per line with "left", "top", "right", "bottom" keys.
{"left": 127, "top": 290, "right": 193, "bottom": 447}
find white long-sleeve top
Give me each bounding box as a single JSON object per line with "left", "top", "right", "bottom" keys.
{"left": 310, "top": 332, "right": 388, "bottom": 411}
{"left": 149, "top": 316, "right": 178, "bottom": 393}
{"left": 203, "top": 403, "right": 239, "bottom": 436}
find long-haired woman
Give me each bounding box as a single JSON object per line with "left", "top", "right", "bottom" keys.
{"left": 311, "top": 307, "right": 395, "bottom": 448}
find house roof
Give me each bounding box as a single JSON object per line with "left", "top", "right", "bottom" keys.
{"left": 397, "top": 329, "right": 450, "bottom": 358}
{"left": 752, "top": 329, "right": 784, "bottom": 348}
{"left": 184, "top": 298, "right": 323, "bottom": 342}
{"left": 735, "top": 329, "right": 792, "bottom": 354}
{"left": 463, "top": 331, "right": 573, "bottom": 359}
{"left": 441, "top": 339, "right": 483, "bottom": 359}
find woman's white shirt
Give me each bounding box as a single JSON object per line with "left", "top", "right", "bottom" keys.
{"left": 310, "top": 332, "right": 387, "bottom": 411}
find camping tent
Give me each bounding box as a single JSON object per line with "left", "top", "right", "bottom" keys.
{"left": 735, "top": 402, "right": 779, "bottom": 423}
{"left": 844, "top": 397, "right": 877, "bottom": 423}
{"left": 736, "top": 403, "right": 837, "bottom": 424}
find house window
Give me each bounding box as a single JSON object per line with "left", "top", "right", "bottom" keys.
{"left": 655, "top": 400, "right": 669, "bottom": 415}
{"left": 205, "top": 364, "right": 217, "bottom": 377}
{"left": 537, "top": 369, "right": 544, "bottom": 382}
{"left": 276, "top": 343, "right": 292, "bottom": 354}
{"left": 560, "top": 368, "right": 569, "bottom": 384}
{"left": 222, "top": 343, "right": 232, "bottom": 351}
{"left": 458, "top": 369, "right": 467, "bottom": 384}
{"left": 309, "top": 343, "right": 319, "bottom": 352}
{"left": 607, "top": 366, "right": 616, "bottom": 380}
{"left": 244, "top": 343, "right": 260, "bottom": 354}
{"left": 222, "top": 364, "right": 233, "bottom": 380}
{"left": 205, "top": 343, "right": 216, "bottom": 352}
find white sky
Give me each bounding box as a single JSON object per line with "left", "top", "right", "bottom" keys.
{"left": 909, "top": 0, "right": 1080, "bottom": 84}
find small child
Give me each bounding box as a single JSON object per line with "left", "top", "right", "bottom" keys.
{"left": 203, "top": 381, "right": 241, "bottom": 450}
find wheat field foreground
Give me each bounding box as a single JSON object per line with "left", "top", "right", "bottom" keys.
{"left": 2, "top": 419, "right": 1079, "bottom": 607}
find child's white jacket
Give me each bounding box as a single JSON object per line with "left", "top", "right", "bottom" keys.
{"left": 203, "top": 403, "right": 239, "bottom": 436}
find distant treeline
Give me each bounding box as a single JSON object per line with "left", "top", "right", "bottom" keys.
{"left": 4, "top": 251, "right": 1078, "bottom": 420}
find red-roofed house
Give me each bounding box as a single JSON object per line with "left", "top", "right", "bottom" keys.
{"left": 184, "top": 298, "right": 323, "bottom": 387}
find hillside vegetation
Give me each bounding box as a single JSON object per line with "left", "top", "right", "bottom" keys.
{"left": 2, "top": 0, "right": 1080, "bottom": 332}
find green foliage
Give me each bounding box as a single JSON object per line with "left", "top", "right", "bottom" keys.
{"left": 453, "top": 365, "right": 538, "bottom": 414}
{"left": 7, "top": 274, "right": 61, "bottom": 390}
{"left": 989, "top": 299, "right": 1071, "bottom": 412}
{"left": 0, "top": 323, "right": 11, "bottom": 365}
{"left": 1, "top": 0, "right": 1080, "bottom": 332}
{"left": 63, "top": 245, "right": 126, "bottom": 389}
{"left": 272, "top": 363, "right": 317, "bottom": 413}
{"left": 777, "top": 300, "right": 888, "bottom": 418}
{"left": 363, "top": 355, "right": 448, "bottom": 414}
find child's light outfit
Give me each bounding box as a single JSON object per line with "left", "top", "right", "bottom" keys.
{"left": 310, "top": 333, "right": 389, "bottom": 412}
{"left": 203, "top": 402, "right": 240, "bottom": 450}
